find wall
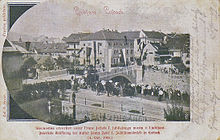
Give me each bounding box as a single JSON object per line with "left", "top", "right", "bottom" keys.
{"left": 2, "top": 53, "right": 24, "bottom": 76}
{"left": 38, "top": 69, "right": 68, "bottom": 79}
{"left": 142, "top": 68, "right": 190, "bottom": 93}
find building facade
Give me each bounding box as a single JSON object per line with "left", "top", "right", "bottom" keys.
{"left": 79, "top": 29, "right": 134, "bottom": 72}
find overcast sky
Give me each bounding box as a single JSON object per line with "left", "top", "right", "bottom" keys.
{"left": 9, "top": 0, "right": 192, "bottom": 38}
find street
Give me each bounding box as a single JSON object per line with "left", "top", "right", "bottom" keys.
{"left": 74, "top": 89, "right": 169, "bottom": 121}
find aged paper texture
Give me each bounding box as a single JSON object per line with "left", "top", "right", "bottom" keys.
{"left": 0, "top": 0, "right": 220, "bottom": 140}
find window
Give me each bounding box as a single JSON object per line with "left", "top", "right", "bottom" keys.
{"left": 186, "top": 60, "right": 190, "bottom": 64}
{"left": 186, "top": 53, "right": 190, "bottom": 57}
{"left": 126, "top": 50, "right": 129, "bottom": 55}
{"left": 149, "top": 52, "right": 153, "bottom": 54}
{"left": 113, "top": 59, "right": 116, "bottom": 64}
{"left": 83, "top": 43, "right": 85, "bottom": 46}
{"left": 113, "top": 58, "right": 118, "bottom": 64}
{"left": 98, "top": 43, "right": 102, "bottom": 46}
{"left": 114, "top": 49, "right": 118, "bottom": 54}
{"left": 130, "top": 50, "right": 133, "bottom": 54}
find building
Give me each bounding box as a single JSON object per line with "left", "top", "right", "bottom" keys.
{"left": 134, "top": 30, "right": 168, "bottom": 66}
{"left": 31, "top": 42, "right": 68, "bottom": 58}
{"left": 2, "top": 39, "right": 29, "bottom": 91}
{"left": 3, "top": 39, "right": 30, "bottom": 75}
{"left": 12, "top": 41, "right": 69, "bottom": 58}
{"left": 63, "top": 33, "right": 90, "bottom": 63}
{"left": 79, "top": 29, "right": 134, "bottom": 72}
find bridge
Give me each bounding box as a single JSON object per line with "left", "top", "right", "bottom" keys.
{"left": 97, "top": 65, "right": 141, "bottom": 84}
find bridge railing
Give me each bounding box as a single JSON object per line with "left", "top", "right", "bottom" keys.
{"left": 75, "top": 103, "right": 162, "bottom": 121}
{"left": 98, "top": 65, "right": 136, "bottom": 80}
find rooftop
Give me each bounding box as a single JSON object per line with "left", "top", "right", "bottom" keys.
{"left": 63, "top": 33, "right": 91, "bottom": 43}
{"left": 121, "top": 31, "right": 140, "bottom": 40}
{"left": 30, "top": 42, "right": 68, "bottom": 53}
{"left": 142, "top": 30, "right": 166, "bottom": 39}
{"left": 81, "top": 30, "right": 125, "bottom": 41}
{"left": 3, "top": 39, "right": 29, "bottom": 54}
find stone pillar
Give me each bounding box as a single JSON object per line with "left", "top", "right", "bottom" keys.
{"left": 105, "top": 48, "right": 112, "bottom": 72}
{"left": 135, "top": 65, "right": 143, "bottom": 84}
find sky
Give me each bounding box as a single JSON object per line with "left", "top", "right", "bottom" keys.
{"left": 8, "top": 0, "right": 193, "bottom": 38}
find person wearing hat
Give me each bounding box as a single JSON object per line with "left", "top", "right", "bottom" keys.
{"left": 158, "top": 88, "right": 164, "bottom": 101}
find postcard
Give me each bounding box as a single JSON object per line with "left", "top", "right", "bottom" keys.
{"left": 0, "top": 0, "right": 220, "bottom": 140}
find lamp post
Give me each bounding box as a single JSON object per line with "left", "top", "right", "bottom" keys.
{"left": 71, "top": 92, "right": 76, "bottom": 120}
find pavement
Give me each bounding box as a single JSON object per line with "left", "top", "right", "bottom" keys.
{"left": 74, "top": 89, "right": 172, "bottom": 121}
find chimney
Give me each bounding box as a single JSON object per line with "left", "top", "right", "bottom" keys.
{"left": 163, "top": 36, "right": 167, "bottom": 44}
{"left": 124, "top": 36, "right": 127, "bottom": 45}
{"left": 25, "top": 42, "right": 31, "bottom": 51}
{"left": 19, "top": 36, "right": 22, "bottom": 42}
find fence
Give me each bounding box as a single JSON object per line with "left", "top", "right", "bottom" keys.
{"left": 76, "top": 103, "right": 152, "bottom": 121}
{"left": 74, "top": 97, "right": 163, "bottom": 121}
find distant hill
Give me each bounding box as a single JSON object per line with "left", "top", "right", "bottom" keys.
{"left": 7, "top": 32, "right": 62, "bottom": 43}
{"left": 7, "top": 32, "right": 36, "bottom": 42}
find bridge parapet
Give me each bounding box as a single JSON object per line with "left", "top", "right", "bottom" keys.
{"left": 97, "top": 65, "right": 137, "bottom": 83}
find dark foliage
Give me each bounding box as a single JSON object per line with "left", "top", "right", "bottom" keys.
{"left": 129, "top": 110, "right": 140, "bottom": 114}
{"left": 12, "top": 80, "right": 71, "bottom": 104}
{"left": 164, "top": 105, "right": 190, "bottom": 121}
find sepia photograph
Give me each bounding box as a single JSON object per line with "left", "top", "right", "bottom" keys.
{"left": 2, "top": 0, "right": 191, "bottom": 125}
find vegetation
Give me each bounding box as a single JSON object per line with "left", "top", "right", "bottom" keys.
{"left": 55, "top": 55, "right": 71, "bottom": 69}
{"left": 129, "top": 110, "right": 140, "bottom": 114}
{"left": 12, "top": 80, "right": 71, "bottom": 104}
{"left": 164, "top": 105, "right": 190, "bottom": 121}
{"left": 91, "top": 103, "right": 102, "bottom": 107}
{"left": 165, "top": 34, "right": 190, "bottom": 53}
{"left": 20, "top": 57, "right": 37, "bottom": 79}
{"left": 43, "top": 57, "right": 55, "bottom": 70}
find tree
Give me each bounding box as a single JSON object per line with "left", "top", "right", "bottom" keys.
{"left": 43, "top": 57, "right": 55, "bottom": 70}
{"left": 164, "top": 105, "right": 190, "bottom": 121}
{"left": 56, "top": 55, "right": 71, "bottom": 69}
{"left": 23, "top": 57, "right": 37, "bottom": 68}
{"left": 20, "top": 57, "right": 37, "bottom": 78}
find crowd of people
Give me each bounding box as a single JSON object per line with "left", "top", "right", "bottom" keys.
{"left": 71, "top": 74, "right": 190, "bottom": 106}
